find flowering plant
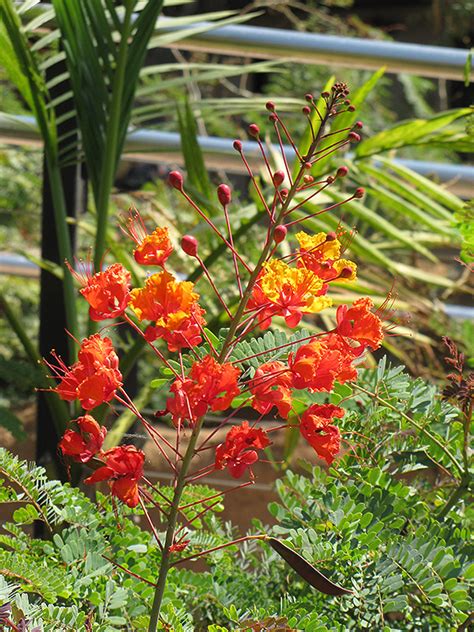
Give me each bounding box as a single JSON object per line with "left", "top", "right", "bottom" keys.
{"left": 46, "top": 84, "right": 384, "bottom": 631}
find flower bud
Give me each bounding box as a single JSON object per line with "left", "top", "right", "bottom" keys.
{"left": 355, "top": 121, "right": 363, "bottom": 129}
{"left": 304, "top": 174, "right": 314, "bottom": 184}
{"left": 248, "top": 123, "right": 260, "bottom": 138}
{"left": 321, "top": 91, "right": 330, "bottom": 98}
{"left": 325, "top": 231, "right": 337, "bottom": 241}
{"left": 337, "top": 166, "right": 349, "bottom": 178}
{"left": 344, "top": 99, "right": 351, "bottom": 105}
{"left": 181, "top": 235, "right": 198, "bottom": 257}
{"left": 339, "top": 266, "right": 354, "bottom": 279}
{"left": 326, "top": 175, "right": 335, "bottom": 184}
{"left": 348, "top": 132, "right": 361, "bottom": 142}
{"left": 233, "top": 140, "right": 243, "bottom": 152}
{"left": 272, "top": 170, "right": 285, "bottom": 186}
{"left": 354, "top": 187, "right": 365, "bottom": 199}
{"left": 217, "top": 184, "right": 231, "bottom": 206}
{"left": 305, "top": 93, "right": 313, "bottom": 102}
{"left": 168, "top": 170, "right": 183, "bottom": 191}
{"left": 266, "top": 101, "right": 276, "bottom": 112}
{"left": 268, "top": 113, "right": 277, "bottom": 122}
{"left": 302, "top": 105, "right": 311, "bottom": 116}
{"left": 280, "top": 188, "right": 289, "bottom": 198}
{"left": 348, "top": 105, "right": 356, "bottom": 112}
{"left": 274, "top": 225, "right": 287, "bottom": 243}
{"left": 304, "top": 162, "right": 312, "bottom": 170}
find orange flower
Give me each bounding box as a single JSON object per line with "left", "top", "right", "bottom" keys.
{"left": 125, "top": 210, "right": 173, "bottom": 267}
{"left": 248, "top": 360, "right": 293, "bottom": 418}
{"left": 300, "top": 404, "right": 344, "bottom": 465}
{"left": 167, "top": 355, "right": 241, "bottom": 426}
{"left": 59, "top": 414, "right": 106, "bottom": 463}
{"left": 49, "top": 334, "right": 122, "bottom": 410}
{"left": 129, "top": 271, "right": 204, "bottom": 344}
{"left": 85, "top": 445, "right": 144, "bottom": 508}
{"left": 289, "top": 338, "right": 356, "bottom": 392}
{"left": 248, "top": 259, "right": 332, "bottom": 329}
{"left": 336, "top": 297, "right": 383, "bottom": 351}
{"left": 145, "top": 303, "right": 205, "bottom": 352}
{"left": 215, "top": 421, "right": 271, "bottom": 478}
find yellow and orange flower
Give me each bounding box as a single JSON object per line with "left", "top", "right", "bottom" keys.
{"left": 248, "top": 259, "right": 332, "bottom": 329}
{"left": 129, "top": 271, "right": 205, "bottom": 346}
{"left": 295, "top": 231, "right": 357, "bottom": 286}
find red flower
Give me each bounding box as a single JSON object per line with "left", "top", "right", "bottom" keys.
{"left": 68, "top": 261, "right": 131, "bottom": 321}
{"left": 300, "top": 404, "right": 344, "bottom": 465}
{"left": 124, "top": 210, "right": 173, "bottom": 267}
{"left": 145, "top": 303, "right": 205, "bottom": 352}
{"left": 215, "top": 421, "right": 271, "bottom": 478}
{"left": 85, "top": 445, "right": 144, "bottom": 508}
{"left": 59, "top": 414, "right": 106, "bottom": 463}
{"left": 248, "top": 361, "right": 293, "bottom": 418}
{"left": 49, "top": 334, "right": 122, "bottom": 410}
{"left": 289, "top": 338, "right": 356, "bottom": 392}
{"left": 167, "top": 355, "right": 241, "bottom": 426}
{"left": 336, "top": 298, "right": 383, "bottom": 351}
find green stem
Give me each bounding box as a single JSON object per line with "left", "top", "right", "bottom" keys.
{"left": 92, "top": 4, "right": 133, "bottom": 273}
{"left": 437, "top": 474, "right": 470, "bottom": 519}
{"left": 351, "top": 382, "right": 465, "bottom": 478}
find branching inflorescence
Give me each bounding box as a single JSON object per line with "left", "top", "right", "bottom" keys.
{"left": 45, "top": 84, "right": 384, "bottom": 631}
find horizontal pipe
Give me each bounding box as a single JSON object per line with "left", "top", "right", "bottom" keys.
{"left": 1, "top": 114, "right": 473, "bottom": 197}
{"left": 18, "top": 4, "right": 474, "bottom": 81}
{"left": 158, "top": 19, "right": 473, "bottom": 81}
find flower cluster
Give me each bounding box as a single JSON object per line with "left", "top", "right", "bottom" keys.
{"left": 47, "top": 87, "right": 384, "bottom": 544}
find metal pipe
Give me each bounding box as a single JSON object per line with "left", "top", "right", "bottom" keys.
{"left": 2, "top": 114, "right": 473, "bottom": 196}
{"left": 157, "top": 19, "right": 473, "bottom": 81}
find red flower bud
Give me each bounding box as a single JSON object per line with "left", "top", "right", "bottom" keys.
{"left": 217, "top": 184, "right": 231, "bottom": 206}
{"left": 274, "top": 225, "right": 287, "bottom": 243}
{"left": 339, "top": 266, "right": 354, "bottom": 279}
{"left": 266, "top": 101, "right": 276, "bottom": 112}
{"left": 268, "top": 113, "right": 278, "bottom": 122}
{"left": 354, "top": 187, "right": 365, "bottom": 199}
{"left": 168, "top": 171, "right": 184, "bottom": 191}
{"left": 302, "top": 105, "right": 311, "bottom": 116}
{"left": 325, "top": 231, "right": 337, "bottom": 241}
{"left": 248, "top": 124, "right": 260, "bottom": 138}
{"left": 272, "top": 170, "right": 285, "bottom": 186}
{"left": 348, "top": 132, "right": 360, "bottom": 142}
{"left": 233, "top": 140, "right": 243, "bottom": 152}
{"left": 304, "top": 162, "right": 312, "bottom": 170}
{"left": 337, "top": 166, "right": 349, "bottom": 177}
{"left": 305, "top": 93, "right": 313, "bottom": 102}
{"left": 355, "top": 121, "right": 363, "bottom": 129}
{"left": 181, "top": 235, "right": 198, "bottom": 257}
{"left": 304, "top": 174, "right": 314, "bottom": 184}
{"left": 321, "top": 91, "right": 330, "bottom": 98}
{"left": 280, "top": 188, "right": 289, "bottom": 198}
{"left": 348, "top": 105, "right": 356, "bottom": 112}
{"left": 326, "top": 175, "right": 335, "bottom": 184}
{"left": 344, "top": 99, "right": 351, "bottom": 105}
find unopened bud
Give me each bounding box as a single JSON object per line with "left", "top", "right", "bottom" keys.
{"left": 344, "top": 99, "right": 351, "bottom": 105}
{"left": 266, "top": 101, "right": 276, "bottom": 112}
{"left": 304, "top": 162, "right": 312, "bottom": 170}
{"left": 326, "top": 175, "right": 335, "bottom": 184}
{"left": 181, "top": 235, "right": 198, "bottom": 257}
{"left": 272, "top": 170, "right": 285, "bottom": 186}
{"left": 354, "top": 187, "right": 365, "bottom": 199}
{"left": 321, "top": 91, "right": 330, "bottom": 98}
{"left": 347, "top": 105, "right": 355, "bottom": 112}
{"left": 337, "top": 166, "right": 349, "bottom": 178}
{"left": 339, "top": 266, "right": 354, "bottom": 279}
{"left": 302, "top": 105, "right": 311, "bottom": 116}
{"left": 248, "top": 123, "right": 260, "bottom": 138}
{"left": 274, "top": 225, "right": 287, "bottom": 243}
{"left": 348, "top": 132, "right": 361, "bottom": 142}
{"left": 355, "top": 121, "right": 363, "bottom": 129}
{"left": 168, "top": 170, "right": 184, "bottom": 191}
{"left": 325, "top": 231, "right": 337, "bottom": 241}
{"left": 217, "top": 184, "right": 231, "bottom": 206}
{"left": 233, "top": 140, "right": 243, "bottom": 152}
{"left": 305, "top": 93, "right": 313, "bottom": 102}
{"left": 268, "top": 113, "right": 277, "bottom": 122}
{"left": 280, "top": 188, "right": 289, "bottom": 198}
{"left": 304, "top": 174, "right": 314, "bottom": 184}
